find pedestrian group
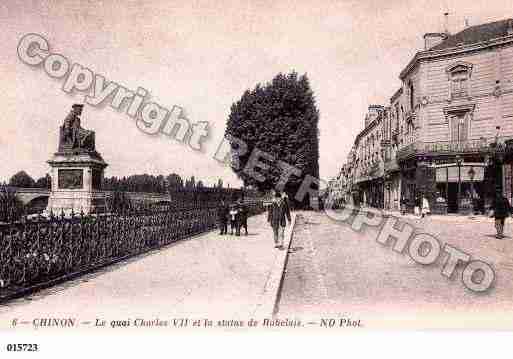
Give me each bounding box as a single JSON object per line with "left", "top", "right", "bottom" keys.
{"left": 217, "top": 198, "right": 248, "bottom": 236}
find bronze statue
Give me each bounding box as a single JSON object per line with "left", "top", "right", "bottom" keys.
{"left": 58, "top": 104, "right": 96, "bottom": 153}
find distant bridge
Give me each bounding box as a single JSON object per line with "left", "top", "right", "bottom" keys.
{"left": 12, "top": 188, "right": 174, "bottom": 210}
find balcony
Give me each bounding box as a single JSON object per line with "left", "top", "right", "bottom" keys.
{"left": 396, "top": 136, "right": 513, "bottom": 161}
{"left": 396, "top": 142, "right": 419, "bottom": 160}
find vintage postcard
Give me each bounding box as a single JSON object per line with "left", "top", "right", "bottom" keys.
{"left": 1, "top": 0, "right": 513, "bottom": 356}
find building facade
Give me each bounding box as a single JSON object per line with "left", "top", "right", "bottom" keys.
{"left": 352, "top": 105, "right": 386, "bottom": 208}
{"left": 331, "top": 18, "right": 513, "bottom": 214}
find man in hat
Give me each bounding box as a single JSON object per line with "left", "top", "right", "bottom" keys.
{"left": 237, "top": 198, "right": 248, "bottom": 236}
{"left": 217, "top": 200, "right": 229, "bottom": 235}
{"left": 267, "top": 191, "right": 291, "bottom": 249}
{"left": 493, "top": 190, "right": 512, "bottom": 239}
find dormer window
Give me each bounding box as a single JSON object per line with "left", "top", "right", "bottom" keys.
{"left": 451, "top": 69, "right": 468, "bottom": 98}
{"left": 446, "top": 62, "right": 473, "bottom": 99}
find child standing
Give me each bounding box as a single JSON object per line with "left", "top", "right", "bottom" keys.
{"left": 229, "top": 205, "right": 238, "bottom": 235}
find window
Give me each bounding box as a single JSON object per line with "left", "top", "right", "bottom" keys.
{"left": 409, "top": 82, "right": 415, "bottom": 110}
{"left": 451, "top": 69, "right": 468, "bottom": 98}
{"left": 446, "top": 62, "right": 473, "bottom": 99}
{"left": 450, "top": 113, "right": 469, "bottom": 142}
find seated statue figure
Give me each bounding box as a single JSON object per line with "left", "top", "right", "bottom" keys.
{"left": 58, "top": 104, "right": 96, "bottom": 153}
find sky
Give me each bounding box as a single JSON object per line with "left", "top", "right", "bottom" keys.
{"left": 0, "top": 0, "right": 511, "bottom": 187}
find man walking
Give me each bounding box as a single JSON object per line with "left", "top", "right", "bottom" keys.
{"left": 237, "top": 198, "right": 248, "bottom": 236}
{"left": 267, "top": 191, "right": 291, "bottom": 249}
{"left": 217, "top": 200, "right": 229, "bottom": 235}
{"left": 493, "top": 191, "right": 512, "bottom": 239}
{"left": 421, "top": 195, "right": 430, "bottom": 219}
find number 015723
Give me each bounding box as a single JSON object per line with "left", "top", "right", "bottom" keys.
{"left": 6, "top": 344, "right": 39, "bottom": 352}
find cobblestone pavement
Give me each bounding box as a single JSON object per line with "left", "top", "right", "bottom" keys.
{"left": 0, "top": 214, "right": 281, "bottom": 330}
{"left": 278, "top": 211, "right": 513, "bottom": 329}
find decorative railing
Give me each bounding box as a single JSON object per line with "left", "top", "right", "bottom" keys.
{"left": 0, "top": 201, "right": 265, "bottom": 296}
{"left": 396, "top": 136, "right": 513, "bottom": 161}
{"left": 396, "top": 142, "right": 419, "bottom": 160}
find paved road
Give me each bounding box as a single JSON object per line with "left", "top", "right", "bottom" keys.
{"left": 0, "top": 214, "right": 281, "bottom": 330}
{"left": 278, "top": 211, "right": 513, "bottom": 329}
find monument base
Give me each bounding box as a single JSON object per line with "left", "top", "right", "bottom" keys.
{"left": 45, "top": 190, "right": 109, "bottom": 216}
{"left": 45, "top": 151, "right": 108, "bottom": 216}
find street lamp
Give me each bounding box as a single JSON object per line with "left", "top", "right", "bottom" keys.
{"left": 490, "top": 126, "right": 504, "bottom": 196}
{"left": 456, "top": 155, "right": 463, "bottom": 212}
{"left": 468, "top": 166, "right": 476, "bottom": 215}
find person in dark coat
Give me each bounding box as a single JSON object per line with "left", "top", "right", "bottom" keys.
{"left": 493, "top": 192, "right": 512, "bottom": 239}
{"left": 267, "top": 191, "right": 292, "bottom": 249}
{"left": 400, "top": 197, "right": 407, "bottom": 215}
{"left": 217, "top": 200, "right": 229, "bottom": 235}
{"left": 237, "top": 199, "right": 248, "bottom": 236}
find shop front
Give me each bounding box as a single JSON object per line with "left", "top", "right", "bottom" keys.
{"left": 433, "top": 162, "right": 486, "bottom": 214}
{"left": 395, "top": 137, "right": 513, "bottom": 215}
{"left": 384, "top": 172, "right": 401, "bottom": 211}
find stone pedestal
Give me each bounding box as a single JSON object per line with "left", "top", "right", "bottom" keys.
{"left": 45, "top": 152, "right": 108, "bottom": 215}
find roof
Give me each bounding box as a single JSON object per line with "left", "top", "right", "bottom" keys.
{"left": 431, "top": 18, "right": 513, "bottom": 51}
{"left": 354, "top": 109, "right": 384, "bottom": 145}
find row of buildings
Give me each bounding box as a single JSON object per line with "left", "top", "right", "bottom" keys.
{"left": 330, "top": 18, "right": 513, "bottom": 214}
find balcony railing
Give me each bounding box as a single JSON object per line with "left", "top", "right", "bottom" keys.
{"left": 396, "top": 136, "right": 513, "bottom": 161}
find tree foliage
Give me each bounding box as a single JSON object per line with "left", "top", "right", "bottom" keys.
{"left": 0, "top": 186, "right": 24, "bottom": 222}
{"left": 35, "top": 174, "right": 51, "bottom": 189}
{"left": 103, "top": 173, "right": 218, "bottom": 194}
{"left": 185, "top": 176, "right": 196, "bottom": 189}
{"left": 166, "top": 173, "right": 184, "bottom": 189}
{"left": 106, "top": 189, "right": 133, "bottom": 214}
{"left": 9, "top": 171, "right": 36, "bottom": 188}
{"left": 225, "top": 71, "right": 320, "bottom": 207}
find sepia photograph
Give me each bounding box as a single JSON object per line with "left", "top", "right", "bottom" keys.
{"left": 1, "top": 0, "right": 513, "bottom": 356}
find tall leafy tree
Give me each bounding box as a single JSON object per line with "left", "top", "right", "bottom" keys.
{"left": 225, "top": 72, "right": 320, "bottom": 207}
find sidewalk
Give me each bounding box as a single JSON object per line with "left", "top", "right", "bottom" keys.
{"left": 357, "top": 206, "right": 499, "bottom": 223}
{"left": 0, "top": 213, "right": 296, "bottom": 330}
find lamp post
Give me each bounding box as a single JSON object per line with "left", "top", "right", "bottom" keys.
{"left": 468, "top": 166, "right": 475, "bottom": 216}
{"left": 456, "top": 155, "right": 463, "bottom": 212}
{"left": 490, "top": 126, "right": 504, "bottom": 196}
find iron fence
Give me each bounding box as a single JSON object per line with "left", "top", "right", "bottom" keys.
{"left": 0, "top": 201, "right": 264, "bottom": 294}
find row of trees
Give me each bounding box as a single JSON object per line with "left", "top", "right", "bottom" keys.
{"left": 103, "top": 174, "right": 225, "bottom": 193}
{"left": 5, "top": 171, "right": 226, "bottom": 193}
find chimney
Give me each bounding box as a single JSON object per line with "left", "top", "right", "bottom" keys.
{"left": 444, "top": 12, "right": 450, "bottom": 34}
{"left": 424, "top": 33, "right": 448, "bottom": 50}
{"left": 508, "top": 19, "right": 513, "bottom": 35}
{"left": 464, "top": 18, "right": 470, "bottom": 28}
{"left": 365, "top": 105, "right": 383, "bottom": 127}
